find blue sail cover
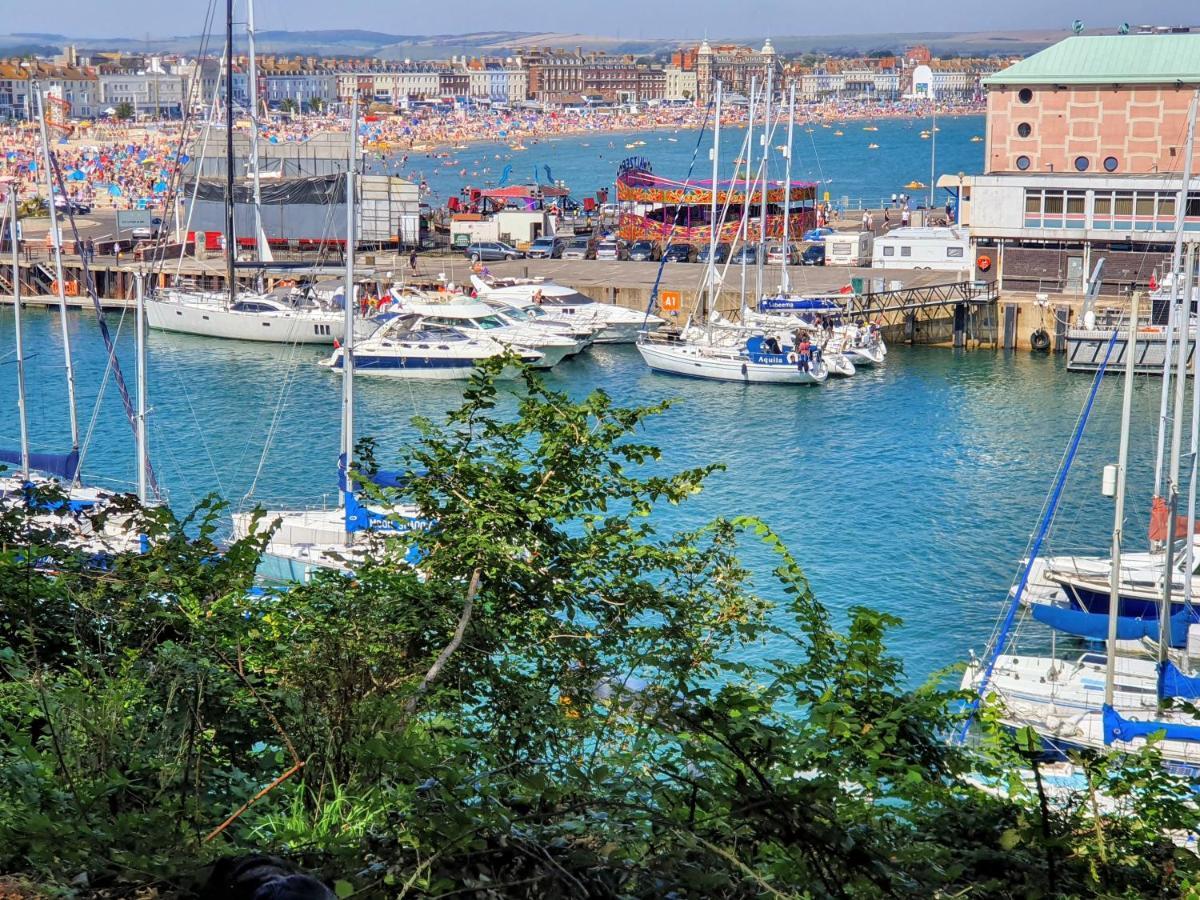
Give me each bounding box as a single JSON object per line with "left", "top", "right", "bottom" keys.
{"left": 1103, "top": 703, "right": 1200, "bottom": 745}
{"left": 1161, "top": 661, "right": 1200, "bottom": 700}
{"left": 758, "top": 297, "right": 842, "bottom": 312}
{"left": 0, "top": 448, "right": 79, "bottom": 481}
{"left": 1031, "top": 603, "right": 1200, "bottom": 648}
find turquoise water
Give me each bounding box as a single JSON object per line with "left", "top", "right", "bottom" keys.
{"left": 371, "top": 113, "right": 986, "bottom": 210}
{"left": 0, "top": 305, "right": 1167, "bottom": 684}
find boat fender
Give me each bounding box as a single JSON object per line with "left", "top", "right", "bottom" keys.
{"left": 976, "top": 255, "right": 992, "bottom": 271}
{"left": 740, "top": 362, "right": 748, "bottom": 377}
{"left": 1030, "top": 328, "right": 1052, "bottom": 352}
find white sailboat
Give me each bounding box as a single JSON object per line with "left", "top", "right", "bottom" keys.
{"left": 963, "top": 276, "right": 1200, "bottom": 776}
{"left": 635, "top": 82, "right": 827, "bottom": 387}
{"left": 145, "top": 0, "right": 342, "bottom": 345}
{"left": 232, "top": 103, "right": 422, "bottom": 583}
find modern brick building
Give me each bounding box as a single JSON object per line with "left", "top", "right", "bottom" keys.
{"left": 964, "top": 33, "right": 1200, "bottom": 293}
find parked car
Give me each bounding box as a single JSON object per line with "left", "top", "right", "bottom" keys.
{"left": 595, "top": 238, "right": 626, "bottom": 261}
{"left": 526, "top": 235, "right": 566, "bottom": 259}
{"left": 800, "top": 244, "right": 826, "bottom": 266}
{"left": 661, "top": 243, "right": 694, "bottom": 263}
{"left": 49, "top": 197, "right": 91, "bottom": 215}
{"left": 465, "top": 241, "right": 523, "bottom": 262}
{"left": 766, "top": 243, "right": 800, "bottom": 266}
{"left": 561, "top": 236, "right": 596, "bottom": 260}
{"left": 131, "top": 225, "right": 155, "bottom": 240}
{"left": 627, "top": 240, "right": 659, "bottom": 262}
{"left": 802, "top": 227, "right": 837, "bottom": 243}
{"left": 729, "top": 244, "right": 758, "bottom": 265}
{"left": 696, "top": 242, "right": 731, "bottom": 264}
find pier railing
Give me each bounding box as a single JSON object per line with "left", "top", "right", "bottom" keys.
{"left": 854, "top": 279, "right": 998, "bottom": 348}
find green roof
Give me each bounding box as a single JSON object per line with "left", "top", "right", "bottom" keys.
{"left": 984, "top": 34, "right": 1200, "bottom": 86}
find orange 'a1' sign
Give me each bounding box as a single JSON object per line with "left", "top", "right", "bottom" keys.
{"left": 659, "top": 290, "right": 682, "bottom": 312}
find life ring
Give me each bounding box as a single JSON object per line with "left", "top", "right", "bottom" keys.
{"left": 787, "top": 352, "right": 798, "bottom": 364}
{"left": 976, "top": 255, "right": 992, "bottom": 271}
{"left": 1030, "top": 328, "right": 1052, "bottom": 352}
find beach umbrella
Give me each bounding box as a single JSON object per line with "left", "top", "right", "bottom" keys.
{"left": 68, "top": 170, "right": 85, "bottom": 182}
{"left": 108, "top": 185, "right": 122, "bottom": 197}
{"left": 179, "top": 154, "right": 190, "bottom": 164}
{"left": 153, "top": 180, "right": 168, "bottom": 193}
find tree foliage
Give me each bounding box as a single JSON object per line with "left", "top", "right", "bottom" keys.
{"left": 1, "top": 362, "right": 1198, "bottom": 897}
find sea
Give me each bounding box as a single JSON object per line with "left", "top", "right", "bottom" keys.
{"left": 1, "top": 113, "right": 1166, "bottom": 685}
{"left": 369, "top": 112, "right": 988, "bottom": 211}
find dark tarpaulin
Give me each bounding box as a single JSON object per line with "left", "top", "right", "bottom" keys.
{"left": 188, "top": 175, "right": 345, "bottom": 206}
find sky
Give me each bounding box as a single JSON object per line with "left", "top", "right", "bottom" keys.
{"left": 5, "top": 0, "right": 1197, "bottom": 39}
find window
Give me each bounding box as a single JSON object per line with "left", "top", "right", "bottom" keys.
{"left": 947, "top": 246, "right": 965, "bottom": 258}
{"left": 1018, "top": 88, "right": 1033, "bottom": 103}
{"left": 900, "top": 246, "right": 912, "bottom": 257}
{"left": 882, "top": 245, "right": 895, "bottom": 256}
{"left": 1104, "top": 156, "right": 1119, "bottom": 172}
{"left": 1074, "top": 156, "right": 1089, "bottom": 172}
{"left": 1017, "top": 122, "right": 1032, "bottom": 138}
{"left": 1016, "top": 155, "right": 1031, "bottom": 170}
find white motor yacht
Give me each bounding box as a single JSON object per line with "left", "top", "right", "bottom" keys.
{"left": 471, "top": 275, "right": 661, "bottom": 343}
{"left": 322, "top": 316, "right": 543, "bottom": 380}
{"left": 387, "top": 293, "right": 582, "bottom": 367}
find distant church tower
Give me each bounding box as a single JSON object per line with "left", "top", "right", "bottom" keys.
{"left": 697, "top": 39, "right": 713, "bottom": 104}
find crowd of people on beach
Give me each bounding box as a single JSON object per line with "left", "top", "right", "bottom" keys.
{"left": 0, "top": 97, "right": 983, "bottom": 212}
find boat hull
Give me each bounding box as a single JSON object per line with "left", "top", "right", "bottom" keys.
{"left": 637, "top": 342, "right": 827, "bottom": 384}
{"left": 146, "top": 299, "right": 343, "bottom": 344}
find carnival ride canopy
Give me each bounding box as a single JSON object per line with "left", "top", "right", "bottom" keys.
{"left": 616, "top": 169, "right": 816, "bottom": 206}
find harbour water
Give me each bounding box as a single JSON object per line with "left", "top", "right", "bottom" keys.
{"left": 0, "top": 304, "right": 1165, "bottom": 684}
{"left": 373, "top": 113, "right": 987, "bottom": 209}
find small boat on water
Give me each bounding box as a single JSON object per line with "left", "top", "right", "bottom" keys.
{"left": 868, "top": 143, "right": 879, "bottom": 149}
{"left": 323, "top": 318, "right": 542, "bottom": 380}
{"left": 638, "top": 330, "right": 828, "bottom": 385}
{"left": 470, "top": 275, "right": 660, "bottom": 344}
{"left": 833, "top": 130, "right": 844, "bottom": 136}
{"left": 863, "top": 125, "right": 878, "bottom": 131}
{"left": 970, "top": 135, "right": 983, "bottom": 142}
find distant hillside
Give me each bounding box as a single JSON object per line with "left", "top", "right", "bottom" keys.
{"left": 0, "top": 25, "right": 1127, "bottom": 61}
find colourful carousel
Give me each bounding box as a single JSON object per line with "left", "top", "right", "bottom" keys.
{"left": 615, "top": 159, "right": 817, "bottom": 246}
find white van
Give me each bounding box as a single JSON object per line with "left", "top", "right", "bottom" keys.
{"left": 871, "top": 226, "right": 972, "bottom": 273}
{"left": 825, "top": 231, "right": 874, "bottom": 266}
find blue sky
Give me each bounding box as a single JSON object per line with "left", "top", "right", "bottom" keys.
{"left": 7, "top": 0, "right": 1196, "bottom": 38}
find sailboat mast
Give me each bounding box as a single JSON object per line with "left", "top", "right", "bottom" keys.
{"left": 705, "top": 81, "right": 722, "bottom": 321}
{"left": 780, "top": 83, "right": 795, "bottom": 294}
{"left": 1185, "top": 256, "right": 1200, "bottom": 672}
{"left": 1152, "top": 90, "right": 1200, "bottom": 512}
{"left": 1162, "top": 244, "right": 1198, "bottom": 672}
{"left": 246, "top": 0, "right": 268, "bottom": 265}
{"left": 224, "top": 0, "right": 237, "bottom": 306}
{"left": 340, "top": 98, "right": 359, "bottom": 481}
{"left": 755, "top": 64, "right": 772, "bottom": 302}
{"left": 740, "top": 76, "right": 756, "bottom": 311}
{"left": 1105, "top": 293, "right": 1141, "bottom": 707}
{"left": 134, "top": 272, "right": 149, "bottom": 503}
{"left": 9, "top": 191, "right": 29, "bottom": 479}
{"left": 36, "top": 87, "right": 79, "bottom": 459}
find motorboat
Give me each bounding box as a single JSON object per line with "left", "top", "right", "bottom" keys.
{"left": 323, "top": 315, "right": 543, "bottom": 379}
{"left": 477, "top": 296, "right": 599, "bottom": 349}
{"left": 386, "top": 292, "right": 581, "bottom": 367}
{"left": 470, "top": 274, "right": 662, "bottom": 344}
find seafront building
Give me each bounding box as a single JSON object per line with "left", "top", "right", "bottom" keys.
{"left": 963, "top": 31, "right": 1200, "bottom": 293}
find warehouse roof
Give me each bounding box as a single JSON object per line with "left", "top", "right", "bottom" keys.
{"left": 984, "top": 34, "right": 1200, "bottom": 86}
